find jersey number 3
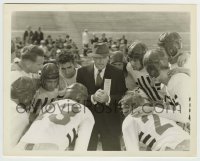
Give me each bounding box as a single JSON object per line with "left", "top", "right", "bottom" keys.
{"left": 141, "top": 114, "right": 173, "bottom": 135}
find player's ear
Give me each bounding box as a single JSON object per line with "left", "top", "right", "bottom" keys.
{"left": 76, "top": 94, "right": 86, "bottom": 104}
{"left": 75, "top": 95, "right": 81, "bottom": 103}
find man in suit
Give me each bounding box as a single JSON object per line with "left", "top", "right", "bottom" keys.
{"left": 33, "top": 27, "right": 44, "bottom": 45}
{"left": 76, "top": 43, "right": 127, "bottom": 151}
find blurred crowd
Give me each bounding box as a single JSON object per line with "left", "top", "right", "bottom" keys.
{"left": 11, "top": 27, "right": 129, "bottom": 66}
{"left": 11, "top": 26, "right": 80, "bottom": 64}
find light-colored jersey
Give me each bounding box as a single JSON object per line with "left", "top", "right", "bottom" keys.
{"left": 126, "top": 63, "right": 166, "bottom": 102}
{"left": 11, "top": 70, "right": 32, "bottom": 85}
{"left": 11, "top": 62, "right": 40, "bottom": 84}
{"left": 158, "top": 73, "right": 191, "bottom": 124}
{"left": 9, "top": 101, "right": 30, "bottom": 148}
{"left": 123, "top": 114, "right": 190, "bottom": 151}
{"left": 17, "top": 99, "right": 95, "bottom": 151}
{"left": 171, "top": 52, "right": 191, "bottom": 69}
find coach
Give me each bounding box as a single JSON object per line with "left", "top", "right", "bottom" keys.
{"left": 77, "top": 43, "right": 127, "bottom": 151}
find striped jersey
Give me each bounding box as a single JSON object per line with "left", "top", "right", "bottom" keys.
{"left": 138, "top": 114, "right": 190, "bottom": 150}
{"left": 124, "top": 114, "right": 190, "bottom": 151}
{"left": 126, "top": 63, "right": 166, "bottom": 102}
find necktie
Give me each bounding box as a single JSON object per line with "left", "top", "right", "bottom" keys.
{"left": 96, "top": 69, "right": 103, "bottom": 88}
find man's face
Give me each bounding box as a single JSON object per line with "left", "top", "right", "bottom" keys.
{"left": 154, "top": 69, "right": 169, "bottom": 85}
{"left": 93, "top": 56, "right": 109, "bottom": 70}
{"left": 129, "top": 58, "right": 142, "bottom": 71}
{"left": 60, "top": 62, "right": 76, "bottom": 78}
{"left": 43, "top": 79, "right": 58, "bottom": 91}
{"left": 165, "top": 39, "right": 182, "bottom": 58}
{"left": 173, "top": 39, "right": 182, "bottom": 50}
{"left": 27, "top": 56, "right": 44, "bottom": 73}
{"left": 111, "top": 62, "right": 124, "bottom": 70}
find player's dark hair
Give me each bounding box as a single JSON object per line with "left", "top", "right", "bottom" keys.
{"left": 57, "top": 51, "right": 75, "bottom": 64}
{"left": 11, "top": 76, "right": 38, "bottom": 105}
{"left": 120, "top": 88, "right": 151, "bottom": 116}
{"left": 65, "top": 83, "right": 88, "bottom": 103}
{"left": 21, "top": 45, "right": 44, "bottom": 62}
{"left": 20, "top": 45, "right": 44, "bottom": 62}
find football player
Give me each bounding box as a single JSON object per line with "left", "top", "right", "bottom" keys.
{"left": 126, "top": 36, "right": 189, "bottom": 103}
{"left": 121, "top": 88, "right": 190, "bottom": 151}
{"left": 30, "top": 63, "right": 66, "bottom": 123}
{"left": 57, "top": 52, "right": 78, "bottom": 87}
{"left": 11, "top": 45, "right": 44, "bottom": 84}
{"left": 126, "top": 41, "right": 166, "bottom": 102}
{"left": 16, "top": 83, "right": 95, "bottom": 151}
{"left": 143, "top": 48, "right": 191, "bottom": 124}
{"left": 158, "top": 32, "right": 190, "bottom": 67}
{"left": 157, "top": 32, "right": 190, "bottom": 77}
{"left": 10, "top": 76, "right": 38, "bottom": 147}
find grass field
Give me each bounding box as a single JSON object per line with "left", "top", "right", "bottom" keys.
{"left": 12, "top": 12, "right": 190, "bottom": 51}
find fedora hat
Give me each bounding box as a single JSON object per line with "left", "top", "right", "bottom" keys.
{"left": 89, "top": 43, "right": 111, "bottom": 58}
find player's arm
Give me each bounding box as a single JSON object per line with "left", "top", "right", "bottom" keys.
{"left": 74, "top": 108, "right": 95, "bottom": 151}
{"left": 168, "top": 67, "right": 191, "bottom": 78}
{"left": 177, "top": 52, "right": 190, "bottom": 67}
{"left": 29, "top": 91, "right": 43, "bottom": 124}
{"left": 122, "top": 114, "right": 140, "bottom": 151}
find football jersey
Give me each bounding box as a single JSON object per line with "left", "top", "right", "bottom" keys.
{"left": 31, "top": 87, "right": 60, "bottom": 114}
{"left": 31, "top": 76, "right": 66, "bottom": 114}
{"left": 11, "top": 62, "right": 40, "bottom": 85}
{"left": 171, "top": 52, "right": 191, "bottom": 69}
{"left": 10, "top": 101, "right": 30, "bottom": 148}
{"left": 123, "top": 114, "right": 190, "bottom": 151}
{"left": 126, "top": 62, "right": 166, "bottom": 102}
{"left": 157, "top": 73, "right": 191, "bottom": 124}
{"left": 17, "top": 99, "right": 94, "bottom": 151}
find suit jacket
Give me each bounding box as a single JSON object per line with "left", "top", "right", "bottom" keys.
{"left": 76, "top": 63, "right": 127, "bottom": 134}
{"left": 23, "top": 30, "right": 34, "bottom": 44}
{"left": 33, "top": 31, "right": 44, "bottom": 44}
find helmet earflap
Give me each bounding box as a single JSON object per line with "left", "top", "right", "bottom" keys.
{"left": 40, "top": 63, "right": 59, "bottom": 90}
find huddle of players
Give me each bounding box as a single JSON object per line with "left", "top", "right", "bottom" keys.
{"left": 10, "top": 31, "right": 190, "bottom": 151}
{"left": 121, "top": 32, "right": 191, "bottom": 151}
